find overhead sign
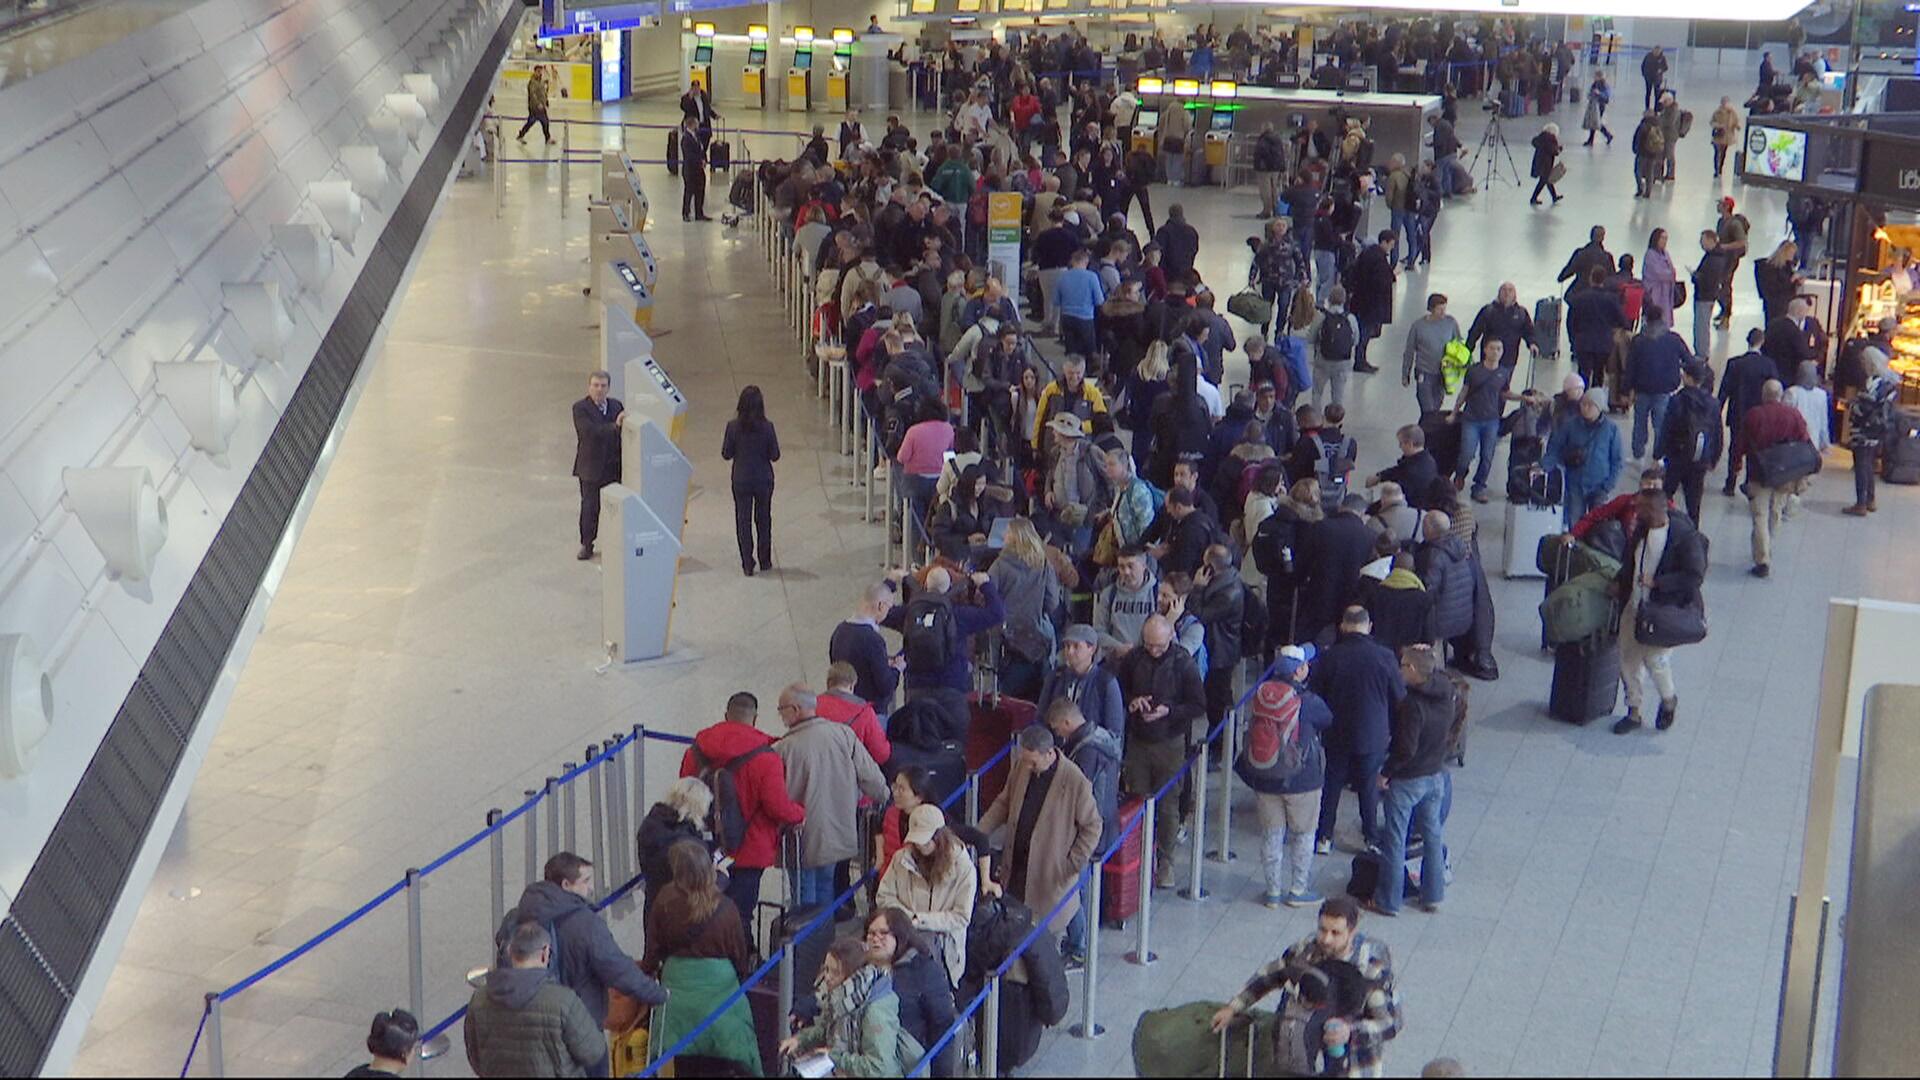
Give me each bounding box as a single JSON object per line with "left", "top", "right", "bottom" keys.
{"left": 540, "top": 0, "right": 661, "bottom": 37}
{"left": 1862, "top": 136, "right": 1920, "bottom": 205}
{"left": 1207, "top": 0, "right": 1809, "bottom": 16}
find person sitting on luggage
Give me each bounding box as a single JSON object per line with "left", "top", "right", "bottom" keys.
{"left": 778, "top": 939, "right": 924, "bottom": 1076}
{"left": 1210, "top": 896, "right": 1404, "bottom": 1074}
{"left": 875, "top": 804, "right": 977, "bottom": 988}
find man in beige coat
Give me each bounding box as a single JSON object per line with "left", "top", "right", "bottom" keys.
{"left": 775, "top": 684, "right": 887, "bottom": 908}
{"left": 979, "top": 725, "right": 1103, "bottom": 935}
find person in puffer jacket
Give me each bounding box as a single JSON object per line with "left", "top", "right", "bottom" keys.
{"left": 1414, "top": 511, "right": 1474, "bottom": 644}
{"left": 1543, "top": 387, "right": 1625, "bottom": 528}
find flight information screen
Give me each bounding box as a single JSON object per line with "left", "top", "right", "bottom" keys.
{"left": 541, "top": 0, "right": 661, "bottom": 37}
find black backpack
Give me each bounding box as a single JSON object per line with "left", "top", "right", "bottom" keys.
{"left": 690, "top": 744, "right": 771, "bottom": 853}
{"left": 1316, "top": 309, "right": 1356, "bottom": 360}
{"left": 903, "top": 592, "right": 959, "bottom": 672}
{"left": 1667, "top": 393, "right": 1723, "bottom": 468}
{"left": 1239, "top": 580, "right": 1268, "bottom": 656}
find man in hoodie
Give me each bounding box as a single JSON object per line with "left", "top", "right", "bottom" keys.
{"left": 1367, "top": 646, "right": 1454, "bottom": 916}
{"left": 1625, "top": 304, "right": 1692, "bottom": 461}
{"left": 466, "top": 922, "right": 607, "bottom": 1078}
{"left": 1310, "top": 606, "right": 1406, "bottom": 855}
{"left": 1094, "top": 546, "right": 1160, "bottom": 657}
{"left": 680, "top": 692, "right": 809, "bottom": 934}
{"left": 1036, "top": 623, "right": 1127, "bottom": 740}
{"left": 1237, "top": 645, "right": 1335, "bottom": 908}
{"left": 1046, "top": 699, "right": 1121, "bottom": 967}
{"left": 499, "top": 853, "right": 668, "bottom": 1051}
{"left": 1117, "top": 615, "right": 1209, "bottom": 887}
{"left": 775, "top": 685, "right": 888, "bottom": 907}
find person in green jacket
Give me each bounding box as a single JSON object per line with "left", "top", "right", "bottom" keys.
{"left": 465, "top": 923, "right": 605, "bottom": 1078}
{"left": 779, "top": 939, "right": 922, "bottom": 1077}
{"left": 929, "top": 144, "right": 976, "bottom": 208}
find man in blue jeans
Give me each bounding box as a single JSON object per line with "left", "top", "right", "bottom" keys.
{"left": 1368, "top": 646, "right": 1455, "bottom": 917}
{"left": 1052, "top": 247, "right": 1108, "bottom": 363}
{"left": 1450, "top": 339, "right": 1522, "bottom": 503}
{"left": 1625, "top": 304, "right": 1690, "bottom": 460}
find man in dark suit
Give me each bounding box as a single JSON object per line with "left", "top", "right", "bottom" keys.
{"left": 573, "top": 370, "right": 624, "bottom": 560}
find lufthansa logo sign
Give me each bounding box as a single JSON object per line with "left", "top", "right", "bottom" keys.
{"left": 1747, "top": 128, "right": 1766, "bottom": 156}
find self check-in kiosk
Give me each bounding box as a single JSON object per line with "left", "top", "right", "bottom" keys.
{"left": 787, "top": 26, "right": 815, "bottom": 112}
{"left": 599, "top": 150, "right": 647, "bottom": 230}
{"left": 1204, "top": 80, "right": 1239, "bottom": 183}
{"left": 742, "top": 24, "right": 768, "bottom": 107}
{"left": 826, "top": 27, "right": 853, "bottom": 112}
{"left": 621, "top": 355, "right": 688, "bottom": 446}
{"left": 599, "top": 480, "right": 681, "bottom": 663}
{"left": 690, "top": 22, "right": 715, "bottom": 93}
{"left": 1131, "top": 76, "right": 1162, "bottom": 155}
{"left": 621, "top": 414, "right": 691, "bottom": 534}
{"left": 599, "top": 259, "right": 655, "bottom": 398}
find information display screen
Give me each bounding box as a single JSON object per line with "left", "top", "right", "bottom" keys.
{"left": 1746, "top": 125, "right": 1809, "bottom": 183}
{"left": 793, "top": 49, "right": 814, "bottom": 70}
{"left": 1135, "top": 107, "right": 1159, "bottom": 127}
{"left": 694, "top": 44, "right": 713, "bottom": 62}
{"left": 747, "top": 46, "right": 767, "bottom": 64}
{"left": 1210, "top": 111, "right": 1234, "bottom": 131}
{"left": 541, "top": 0, "right": 661, "bottom": 37}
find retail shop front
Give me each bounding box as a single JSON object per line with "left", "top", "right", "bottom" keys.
{"left": 1738, "top": 114, "right": 1920, "bottom": 396}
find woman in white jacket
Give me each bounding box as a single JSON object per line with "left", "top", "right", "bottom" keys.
{"left": 874, "top": 804, "right": 976, "bottom": 986}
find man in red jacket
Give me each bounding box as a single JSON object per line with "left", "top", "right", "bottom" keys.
{"left": 1740, "top": 378, "right": 1812, "bottom": 579}
{"left": 816, "top": 662, "right": 893, "bottom": 785}
{"left": 681, "top": 692, "right": 807, "bottom": 941}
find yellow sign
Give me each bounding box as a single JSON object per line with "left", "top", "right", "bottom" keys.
{"left": 987, "top": 191, "right": 1023, "bottom": 245}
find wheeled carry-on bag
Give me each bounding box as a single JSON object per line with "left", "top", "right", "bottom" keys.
{"left": 1549, "top": 640, "right": 1621, "bottom": 724}
{"left": 1504, "top": 501, "right": 1562, "bottom": 579}
{"left": 1881, "top": 407, "right": 1920, "bottom": 483}
{"left": 1533, "top": 296, "right": 1563, "bottom": 359}
{"left": 1131, "top": 1001, "right": 1271, "bottom": 1077}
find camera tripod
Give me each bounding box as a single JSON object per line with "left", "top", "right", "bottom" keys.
{"left": 1468, "top": 111, "right": 1522, "bottom": 190}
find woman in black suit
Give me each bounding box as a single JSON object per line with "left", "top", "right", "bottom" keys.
{"left": 721, "top": 386, "right": 780, "bottom": 575}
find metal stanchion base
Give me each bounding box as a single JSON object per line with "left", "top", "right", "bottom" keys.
{"left": 1124, "top": 950, "right": 1158, "bottom": 965}
{"left": 1177, "top": 886, "right": 1210, "bottom": 901}
{"left": 1070, "top": 1023, "right": 1107, "bottom": 1039}
{"left": 420, "top": 1035, "right": 453, "bottom": 1061}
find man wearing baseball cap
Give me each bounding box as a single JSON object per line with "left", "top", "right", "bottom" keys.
{"left": 1235, "top": 645, "right": 1335, "bottom": 908}
{"left": 1034, "top": 624, "right": 1127, "bottom": 741}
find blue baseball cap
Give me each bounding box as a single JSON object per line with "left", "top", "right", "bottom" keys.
{"left": 1275, "top": 643, "right": 1316, "bottom": 680}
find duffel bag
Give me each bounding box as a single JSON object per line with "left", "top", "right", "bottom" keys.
{"left": 1132, "top": 1001, "right": 1276, "bottom": 1078}
{"left": 1226, "top": 288, "right": 1274, "bottom": 327}
{"left": 1541, "top": 571, "right": 1616, "bottom": 646}
{"left": 1634, "top": 597, "right": 1709, "bottom": 648}
{"left": 1750, "top": 438, "right": 1822, "bottom": 489}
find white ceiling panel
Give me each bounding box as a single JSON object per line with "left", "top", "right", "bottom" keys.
{"left": 208, "top": 28, "right": 271, "bottom": 82}
{"left": 72, "top": 231, "right": 178, "bottom": 345}
{"left": 5, "top": 358, "right": 139, "bottom": 519}
{"left": 33, "top": 176, "right": 145, "bottom": 285}
{"left": 0, "top": 475, "right": 33, "bottom": 567}
{"left": 123, "top": 128, "right": 213, "bottom": 214}
{"left": 185, "top": 0, "right": 255, "bottom": 49}
{"left": 235, "top": 66, "right": 293, "bottom": 126}
{"left": 256, "top": 5, "right": 312, "bottom": 55}
{"left": 73, "top": 40, "right": 153, "bottom": 113}
{"left": 182, "top": 96, "right": 254, "bottom": 160}
{"left": 217, "top": 133, "right": 277, "bottom": 207}
{"left": 239, "top": 172, "right": 302, "bottom": 238}
{"left": 176, "top": 377, "right": 279, "bottom": 518}
{"left": 134, "top": 12, "right": 210, "bottom": 73}
{"left": 0, "top": 546, "right": 88, "bottom": 672}
{"left": 0, "top": 238, "right": 58, "bottom": 343}
{"left": 295, "top": 78, "right": 344, "bottom": 135}
{"left": 88, "top": 88, "right": 183, "bottom": 169}
{"left": 111, "top": 282, "right": 213, "bottom": 393}
{"left": 255, "top": 99, "right": 313, "bottom": 160}
{"left": 274, "top": 39, "right": 330, "bottom": 93}
{"left": 153, "top": 173, "right": 237, "bottom": 266}
{"left": 0, "top": 126, "right": 109, "bottom": 229}
{"left": 0, "top": 300, "right": 97, "bottom": 446}
{"left": 0, "top": 88, "right": 69, "bottom": 164}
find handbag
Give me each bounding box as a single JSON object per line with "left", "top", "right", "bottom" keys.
{"left": 1750, "top": 439, "right": 1822, "bottom": 489}
{"left": 1635, "top": 597, "right": 1708, "bottom": 648}
{"left": 1091, "top": 518, "right": 1121, "bottom": 566}
{"left": 1548, "top": 161, "right": 1567, "bottom": 185}
{"left": 1226, "top": 288, "right": 1275, "bottom": 327}
{"left": 1673, "top": 280, "right": 1688, "bottom": 307}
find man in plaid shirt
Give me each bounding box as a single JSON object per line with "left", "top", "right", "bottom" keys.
{"left": 1211, "top": 896, "right": 1403, "bottom": 1077}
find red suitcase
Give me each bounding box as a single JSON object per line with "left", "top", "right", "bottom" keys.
{"left": 966, "top": 692, "right": 1034, "bottom": 816}
{"left": 1102, "top": 855, "right": 1143, "bottom": 925}
{"left": 1111, "top": 796, "right": 1146, "bottom": 869}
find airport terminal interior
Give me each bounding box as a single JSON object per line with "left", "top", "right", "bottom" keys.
{"left": 3, "top": 0, "right": 1917, "bottom": 1077}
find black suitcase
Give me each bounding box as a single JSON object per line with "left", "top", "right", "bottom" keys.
{"left": 759, "top": 900, "right": 835, "bottom": 1022}
{"left": 745, "top": 983, "right": 786, "bottom": 1076}
{"left": 1420, "top": 411, "right": 1463, "bottom": 478}
{"left": 1549, "top": 641, "right": 1620, "bottom": 724}
{"left": 1345, "top": 851, "right": 1419, "bottom": 901}
{"left": 882, "top": 738, "right": 967, "bottom": 809}
{"left": 1881, "top": 408, "right": 1920, "bottom": 483}
{"left": 1533, "top": 297, "right": 1563, "bottom": 359}
{"left": 665, "top": 129, "right": 679, "bottom": 176}
{"left": 710, "top": 138, "right": 731, "bottom": 171}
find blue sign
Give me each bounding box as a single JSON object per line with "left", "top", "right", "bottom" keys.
{"left": 540, "top": 1, "right": 659, "bottom": 38}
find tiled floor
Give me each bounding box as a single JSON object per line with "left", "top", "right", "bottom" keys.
{"left": 74, "top": 59, "right": 1889, "bottom": 1077}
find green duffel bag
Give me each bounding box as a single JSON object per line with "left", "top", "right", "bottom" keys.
{"left": 1132, "top": 1001, "right": 1275, "bottom": 1077}
{"left": 1541, "top": 571, "right": 1617, "bottom": 646}
{"left": 1226, "top": 289, "right": 1274, "bottom": 328}
{"left": 1566, "top": 541, "right": 1621, "bottom": 581}
{"left": 1536, "top": 534, "right": 1622, "bottom": 583}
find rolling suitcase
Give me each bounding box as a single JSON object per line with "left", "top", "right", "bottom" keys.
{"left": 1549, "top": 640, "right": 1620, "bottom": 724}
{"left": 1503, "top": 501, "right": 1562, "bottom": 579}
{"left": 966, "top": 692, "right": 1034, "bottom": 814}
{"left": 709, "top": 138, "right": 731, "bottom": 171}
{"left": 1533, "top": 296, "right": 1563, "bottom": 359}
{"left": 1419, "top": 411, "right": 1462, "bottom": 478}
{"left": 761, "top": 900, "right": 833, "bottom": 1021}
{"left": 1881, "top": 407, "right": 1920, "bottom": 483}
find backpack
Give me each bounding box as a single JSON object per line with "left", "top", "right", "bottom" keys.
{"left": 1175, "top": 612, "right": 1209, "bottom": 672}
{"left": 903, "top": 592, "right": 959, "bottom": 671}
{"left": 1541, "top": 571, "right": 1616, "bottom": 645}
{"left": 1240, "top": 582, "right": 1268, "bottom": 656}
{"left": 1667, "top": 393, "right": 1723, "bottom": 467}
{"left": 1310, "top": 432, "right": 1357, "bottom": 508}
{"left": 1317, "top": 308, "right": 1356, "bottom": 361}
{"left": 1244, "top": 680, "right": 1305, "bottom": 778}
{"left": 1271, "top": 993, "right": 1327, "bottom": 1077}
{"left": 690, "top": 744, "right": 772, "bottom": 853}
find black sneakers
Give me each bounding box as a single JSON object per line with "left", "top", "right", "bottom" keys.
{"left": 1655, "top": 697, "right": 1678, "bottom": 731}
{"left": 1612, "top": 711, "right": 1643, "bottom": 735}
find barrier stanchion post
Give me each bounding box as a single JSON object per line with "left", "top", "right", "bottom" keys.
{"left": 982, "top": 976, "right": 1002, "bottom": 1079}
{"left": 493, "top": 145, "right": 504, "bottom": 217}
{"left": 1211, "top": 699, "right": 1239, "bottom": 865}
{"left": 405, "top": 868, "right": 426, "bottom": 1077}
{"left": 544, "top": 778, "right": 561, "bottom": 863}
{"left": 560, "top": 121, "right": 571, "bottom": 217}
{"left": 1126, "top": 800, "right": 1157, "bottom": 965}
{"left": 524, "top": 788, "right": 540, "bottom": 885}
{"left": 633, "top": 724, "right": 648, "bottom": 823}
{"left": 964, "top": 772, "right": 979, "bottom": 826}
{"left": 587, "top": 747, "right": 607, "bottom": 899}
{"left": 488, "top": 808, "right": 506, "bottom": 931}
{"left": 777, "top": 945, "right": 795, "bottom": 1033}
{"left": 881, "top": 467, "right": 894, "bottom": 567}
{"left": 605, "top": 738, "right": 629, "bottom": 887}
{"left": 206, "top": 993, "right": 226, "bottom": 1078}
{"left": 563, "top": 763, "right": 579, "bottom": 853}
{"left": 1072, "top": 870, "right": 1105, "bottom": 1039}
{"left": 1180, "top": 742, "right": 1209, "bottom": 902}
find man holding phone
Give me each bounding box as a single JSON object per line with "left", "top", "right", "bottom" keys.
{"left": 1115, "top": 615, "right": 1208, "bottom": 888}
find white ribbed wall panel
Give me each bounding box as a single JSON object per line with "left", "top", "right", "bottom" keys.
{"left": 0, "top": 0, "right": 515, "bottom": 906}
